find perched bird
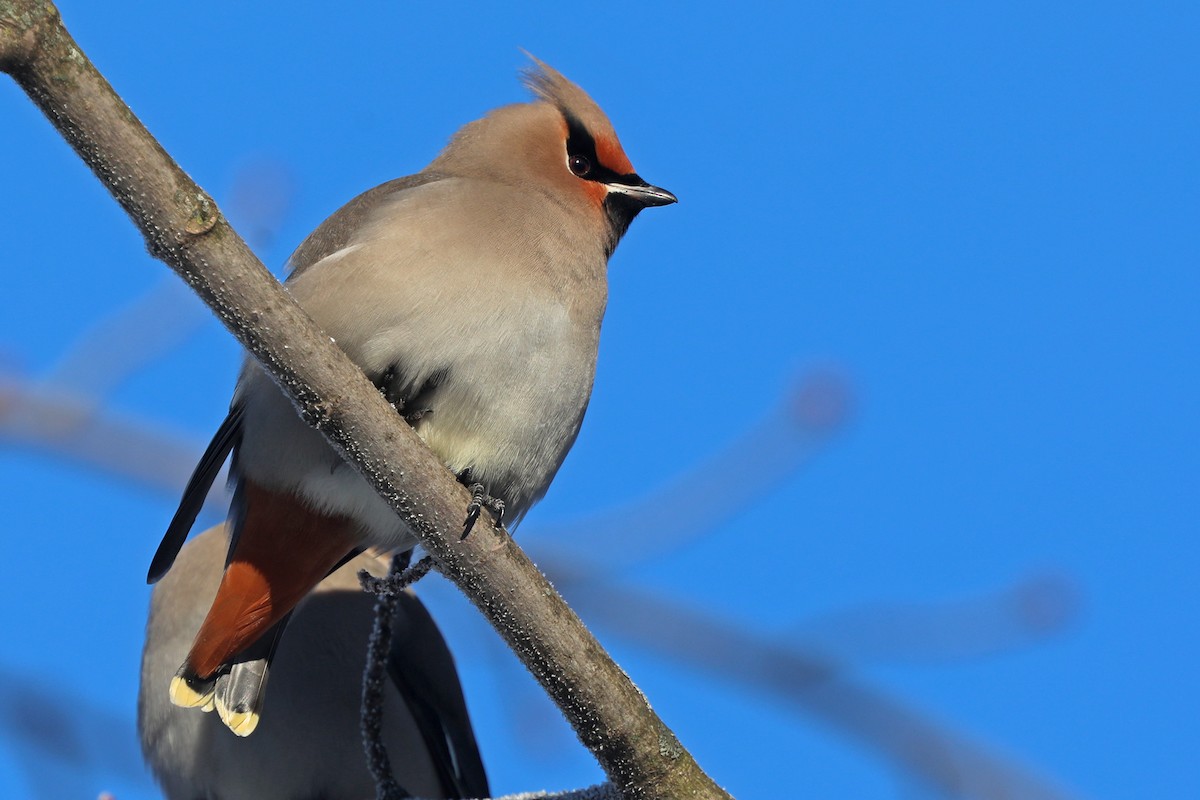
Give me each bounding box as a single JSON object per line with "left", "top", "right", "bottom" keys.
{"left": 147, "top": 55, "right": 675, "bottom": 735}
{"left": 140, "top": 525, "right": 490, "bottom": 800}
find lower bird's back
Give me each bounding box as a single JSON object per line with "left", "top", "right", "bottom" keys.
{"left": 139, "top": 526, "right": 454, "bottom": 800}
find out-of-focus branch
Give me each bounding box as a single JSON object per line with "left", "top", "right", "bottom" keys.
{"left": 0, "top": 664, "right": 151, "bottom": 799}
{"left": 224, "top": 156, "right": 295, "bottom": 252}
{"left": 0, "top": 374, "right": 220, "bottom": 495}
{"left": 40, "top": 280, "right": 208, "bottom": 398}
{"left": 534, "top": 369, "right": 852, "bottom": 571}
{"left": 786, "top": 574, "right": 1079, "bottom": 664}
{"left": 0, "top": 4, "right": 728, "bottom": 798}
{"left": 555, "top": 574, "right": 1081, "bottom": 800}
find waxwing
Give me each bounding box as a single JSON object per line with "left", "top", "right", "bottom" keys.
{"left": 139, "top": 525, "right": 490, "bottom": 799}
{"left": 146, "top": 55, "right": 675, "bottom": 734}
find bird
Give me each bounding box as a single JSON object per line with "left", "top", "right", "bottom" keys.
{"left": 146, "top": 54, "right": 676, "bottom": 736}
{"left": 140, "top": 525, "right": 491, "bottom": 800}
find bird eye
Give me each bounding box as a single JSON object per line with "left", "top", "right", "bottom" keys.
{"left": 568, "top": 154, "right": 592, "bottom": 177}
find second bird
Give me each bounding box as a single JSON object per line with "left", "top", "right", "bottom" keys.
{"left": 147, "top": 55, "right": 675, "bottom": 735}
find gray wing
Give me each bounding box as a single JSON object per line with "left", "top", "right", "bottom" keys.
{"left": 147, "top": 405, "right": 243, "bottom": 583}
{"left": 149, "top": 172, "right": 446, "bottom": 585}
{"left": 286, "top": 172, "right": 447, "bottom": 279}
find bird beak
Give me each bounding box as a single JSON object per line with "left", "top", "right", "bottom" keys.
{"left": 607, "top": 177, "right": 678, "bottom": 207}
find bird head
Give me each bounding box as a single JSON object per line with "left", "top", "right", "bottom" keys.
{"left": 428, "top": 55, "right": 676, "bottom": 251}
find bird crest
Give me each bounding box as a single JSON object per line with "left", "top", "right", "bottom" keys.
{"left": 521, "top": 53, "right": 634, "bottom": 175}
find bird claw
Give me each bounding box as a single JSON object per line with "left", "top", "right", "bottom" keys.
{"left": 463, "top": 483, "right": 505, "bottom": 537}
{"left": 404, "top": 407, "right": 432, "bottom": 424}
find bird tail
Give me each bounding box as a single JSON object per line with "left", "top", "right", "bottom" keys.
{"left": 204, "top": 613, "right": 289, "bottom": 736}
{"left": 169, "top": 480, "right": 359, "bottom": 734}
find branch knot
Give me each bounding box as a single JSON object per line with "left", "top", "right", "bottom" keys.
{"left": 183, "top": 192, "right": 219, "bottom": 235}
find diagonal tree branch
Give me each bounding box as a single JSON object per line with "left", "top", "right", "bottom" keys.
{"left": 0, "top": 3, "right": 730, "bottom": 798}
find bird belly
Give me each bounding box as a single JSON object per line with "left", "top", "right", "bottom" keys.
{"left": 415, "top": 353, "right": 594, "bottom": 520}
{"left": 233, "top": 314, "right": 596, "bottom": 543}
{"left": 353, "top": 285, "right": 600, "bottom": 522}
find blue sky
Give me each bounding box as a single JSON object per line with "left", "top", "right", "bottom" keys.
{"left": 1, "top": 2, "right": 1197, "bottom": 798}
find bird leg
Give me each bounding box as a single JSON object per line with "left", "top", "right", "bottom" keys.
{"left": 377, "top": 364, "right": 444, "bottom": 426}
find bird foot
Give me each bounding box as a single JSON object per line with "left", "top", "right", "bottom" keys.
{"left": 462, "top": 482, "right": 505, "bottom": 537}
{"left": 403, "top": 407, "right": 432, "bottom": 424}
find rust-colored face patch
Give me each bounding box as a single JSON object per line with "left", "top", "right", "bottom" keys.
{"left": 581, "top": 179, "right": 607, "bottom": 207}
{"left": 595, "top": 134, "right": 634, "bottom": 175}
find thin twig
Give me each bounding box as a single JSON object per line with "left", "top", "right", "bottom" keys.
{"left": 359, "top": 551, "right": 432, "bottom": 800}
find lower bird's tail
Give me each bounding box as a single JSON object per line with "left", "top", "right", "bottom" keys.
{"left": 169, "top": 480, "right": 359, "bottom": 735}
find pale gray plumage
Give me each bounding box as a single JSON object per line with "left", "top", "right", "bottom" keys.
{"left": 234, "top": 168, "right": 606, "bottom": 542}
{"left": 139, "top": 525, "right": 489, "bottom": 800}
{"left": 235, "top": 109, "right": 619, "bottom": 540}
{"left": 147, "top": 55, "right": 675, "bottom": 734}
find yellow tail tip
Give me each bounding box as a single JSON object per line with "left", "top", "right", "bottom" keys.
{"left": 169, "top": 673, "right": 215, "bottom": 710}
{"left": 215, "top": 694, "right": 261, "bottom": 737}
